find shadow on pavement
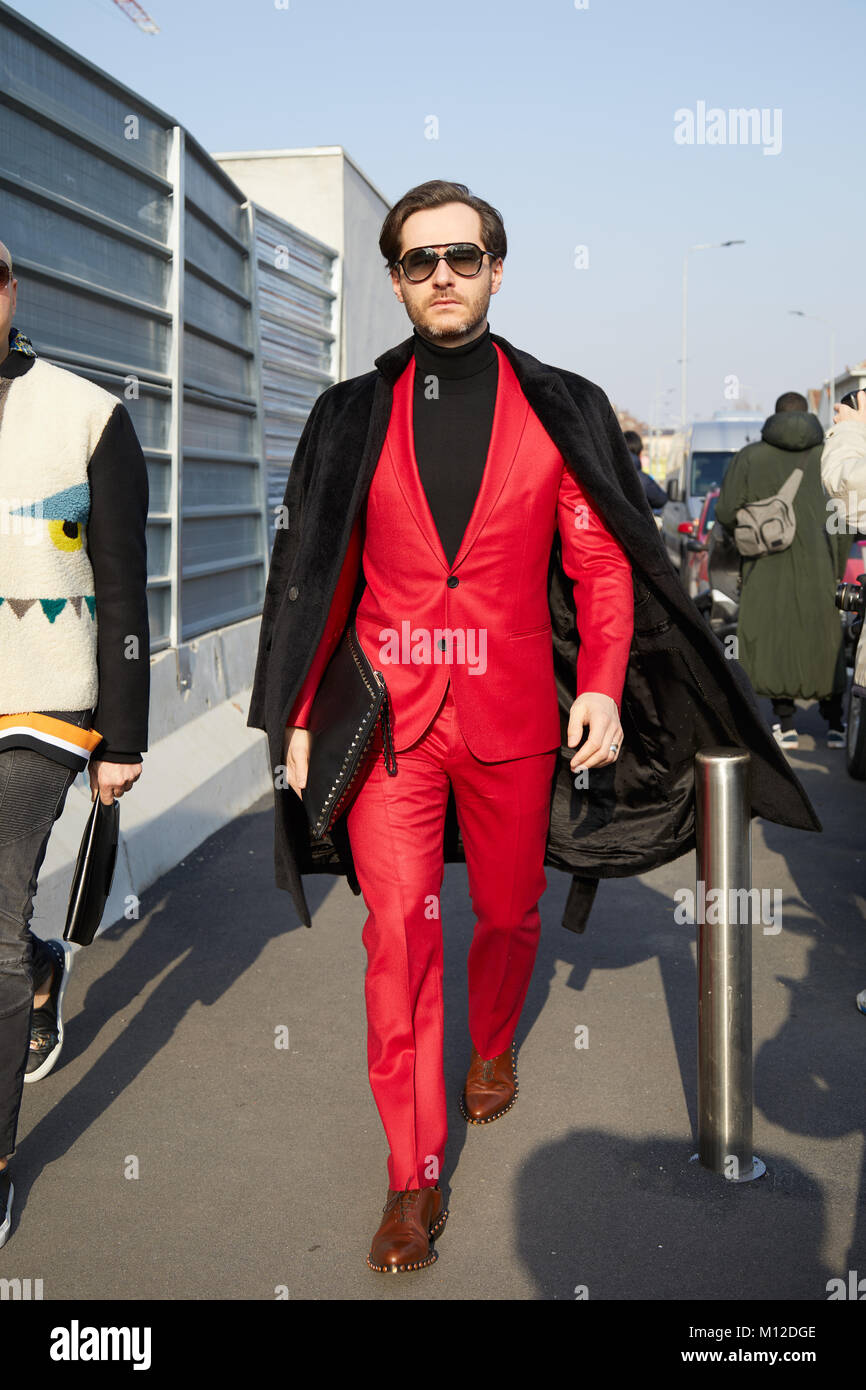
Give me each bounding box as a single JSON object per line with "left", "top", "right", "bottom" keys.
{"left": 514, "top": 1129, "right": 829, "bottom": 1299}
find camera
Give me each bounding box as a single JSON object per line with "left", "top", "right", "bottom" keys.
{"left": 836, "top": 572, "right": 865, "bottom": 622}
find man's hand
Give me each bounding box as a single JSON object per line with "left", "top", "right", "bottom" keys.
{"left": 284, "top": 725, "right": 312, "bottom": 799}
{"left": 88, "top": 759, "right": 142, "bottom": 805}
{"left": 567, "top": 692, "right": 623, "bottom": 772}
{"left": 834, "top": 388, "right": 866, "bottom": 423}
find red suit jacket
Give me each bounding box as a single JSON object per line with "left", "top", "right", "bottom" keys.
{"left": 287, "top": 344, "right": 634, "bottom": 758}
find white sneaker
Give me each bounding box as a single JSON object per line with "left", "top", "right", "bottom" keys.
{"left": 772, "top": 723, "right": 799, "bottom": 750}
{"left": 856, "top": 989, "right": 866, "bottom": 1016}
{"left": 24, "top": 938, "right": 74, "bottom": 1083}
{"left": 0, "top": 1169, "right": 12, "bottom": 1250}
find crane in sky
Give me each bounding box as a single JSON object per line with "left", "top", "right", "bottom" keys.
{"left": 112, "top": 0, "right": 159, "bottom": 34}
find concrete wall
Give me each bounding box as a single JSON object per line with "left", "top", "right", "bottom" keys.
{"left": 341, "top": 156, "right": 406, "bottom": 378}
{"left": 215, "top": 149, "right": 346, "bottom": 259}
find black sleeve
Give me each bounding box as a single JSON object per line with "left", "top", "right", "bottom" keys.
{"left": 246, "top": 387, "right": 326, "bottom": 731}
{"left": 84, "top": 402, "right": 151, "bottom": 762}
{"left": 643, "top": 474, "right": 668, "bottom": 509}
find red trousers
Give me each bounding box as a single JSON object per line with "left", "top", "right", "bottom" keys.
{"left": 346, "top": 678, "right": 558, "bottom": 1190}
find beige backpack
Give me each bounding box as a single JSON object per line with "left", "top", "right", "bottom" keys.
{"left": 733, "top": 468, "right": 803, "bottom": 557}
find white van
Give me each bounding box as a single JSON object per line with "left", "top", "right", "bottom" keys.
{"left": 661, "top": 415, "right": 765, "bottom": 572}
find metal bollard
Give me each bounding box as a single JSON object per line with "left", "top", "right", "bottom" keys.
{"left": 691, "top": 748, "right": 766, "bottom": 1182}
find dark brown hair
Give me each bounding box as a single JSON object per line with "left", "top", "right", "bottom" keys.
{"left": 379, "top": 180, "right": 507, "bottom": 270}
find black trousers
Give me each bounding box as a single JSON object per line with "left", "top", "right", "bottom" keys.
{"left": 771, "top": 694, "right": 844, "bottom": 731}
{"left": 0, "top": 710, "right": 90, "bottom": 1158}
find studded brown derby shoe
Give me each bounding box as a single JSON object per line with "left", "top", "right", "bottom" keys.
{"left": 459, "top": 1040, "right": 518, "bottom": 1124}
{"left": 366, "top": 1186, "right": 448, "bottom": 1273}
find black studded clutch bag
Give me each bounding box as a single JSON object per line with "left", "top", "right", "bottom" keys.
{"left": 300, "top": 624, "right": 397, "bottom": 839}
{"left": 63, "top": 793, "right": 121, "bottom": 946}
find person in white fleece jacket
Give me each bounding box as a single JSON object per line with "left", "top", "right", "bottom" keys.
{"left": 0, "top": 238, "right": 150, "bottom": 1251}
{"left": 821, "top": 388, "right": 866, "bottom": 699}
{"left": 821, "top": 387, "right": 866, "bottom": 1017}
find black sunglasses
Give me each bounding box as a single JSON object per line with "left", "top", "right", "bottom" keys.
{"left": 0, "top": 261, "right": 11, "bottom": 290}
{"left": 395, "top": 243, "right": 496, "bottom": 282}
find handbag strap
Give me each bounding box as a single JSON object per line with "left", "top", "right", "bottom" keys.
{"left": 774, "top": 466, "right": 803, "bottom": 505}
{"left": 346, "top": 623, "right": 398, "bottom": 776}
{"left": 379, "top": 683, "right": 397, "bottom": 776}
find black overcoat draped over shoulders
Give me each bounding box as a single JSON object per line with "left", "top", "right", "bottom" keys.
{"left": 247, "top": 332, "right": 821, "bottom": 933}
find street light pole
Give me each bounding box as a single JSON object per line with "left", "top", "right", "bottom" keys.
{"left": 681, "top": 240, "right": 745, "bottom": 429}
{"left": 681, "top": 255, "right": 689, "bottom": 433}
{"left": 830, "top": 328, "right": 836, "bottom": 423}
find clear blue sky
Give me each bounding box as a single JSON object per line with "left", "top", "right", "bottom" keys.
{"left": 8, "top": 0, "right": 866, "bottom": 426}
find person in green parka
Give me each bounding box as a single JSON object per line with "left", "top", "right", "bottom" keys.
{"left": 715, "top": 390, "right": 850, "bottom": 751}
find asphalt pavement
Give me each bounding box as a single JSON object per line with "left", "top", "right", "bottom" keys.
{"left": 4, "top": 695, "right": 864, "bottom": 1301}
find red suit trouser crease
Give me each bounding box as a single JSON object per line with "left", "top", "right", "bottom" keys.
{"left": 346, "top": 677, "right": 557, "bottom": 1191}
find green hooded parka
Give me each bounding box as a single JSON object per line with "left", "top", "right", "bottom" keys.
{"left": 715, "top": 410, "right": 850, "bottom": 700}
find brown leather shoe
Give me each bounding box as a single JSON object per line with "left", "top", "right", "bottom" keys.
{"left": 459, "top": 1040, "right": 518, "bottom": 1124}
{"left": 366, "top": 1186, "right": 448, "bottom": 1273}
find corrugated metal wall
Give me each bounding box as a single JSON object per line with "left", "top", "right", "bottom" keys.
{"left": 179, "top": 137, "right": 265, "bottom": 640}
{"left": 0, "top": 1, "right": 292, "bottom": 649}
{"left": 0, "top": 2, "right": 178, "bottom": 647}
{"left": 250, "top": 205, "right": 338, "bottom": 546}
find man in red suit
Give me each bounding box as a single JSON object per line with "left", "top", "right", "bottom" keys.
{"left": 280, "top": 181, "right": 633, "bottom": 1273}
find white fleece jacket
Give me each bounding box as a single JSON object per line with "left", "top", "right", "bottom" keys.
{"left": 0, "top": 358, "right": 117, "bottom": 712}
{"left": 821, "top": 416, "right": 866, "bottom": 693}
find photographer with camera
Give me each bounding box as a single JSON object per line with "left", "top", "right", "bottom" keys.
{"left": 822, "top": 386, "right": 866, "bottom": 1014}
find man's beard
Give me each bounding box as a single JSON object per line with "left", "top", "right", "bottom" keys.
{"left": 404, "top": 286, "right": 490, "bottom": 342}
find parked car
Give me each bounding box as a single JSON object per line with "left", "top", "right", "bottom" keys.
{"left": 679, "top": 488, "right": 718, "bottom": 601}
{"left": 684, "top": 489, "right": 740, "bottom": 640}
{"left": 661, "top": 416, "right": 764, "bottom": 571}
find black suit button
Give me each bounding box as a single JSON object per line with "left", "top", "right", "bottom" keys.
{"left": 438, "top": 638, "right": 447, "bottom": 651}
{"left": 288, "top": 585, "right": 299, "bottom": 600}
{"left": 447, "top": 575, "right": 459, "bottom": 588}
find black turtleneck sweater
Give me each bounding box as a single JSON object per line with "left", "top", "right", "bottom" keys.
{"left": 412, "top": 324, "right": 498, "bottom": 566}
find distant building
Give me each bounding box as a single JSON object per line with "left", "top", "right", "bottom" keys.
{"left": 646, "top": 427, "right": 678, "bottom": 481}
{"left": 614, "top": 406, "right": 649, "bottom": 438}
{"left": 614, "top": 406, "right": 671, "bottom": 481}
{"left": 212, "top": 147, "right": 405, "bottom": 381}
